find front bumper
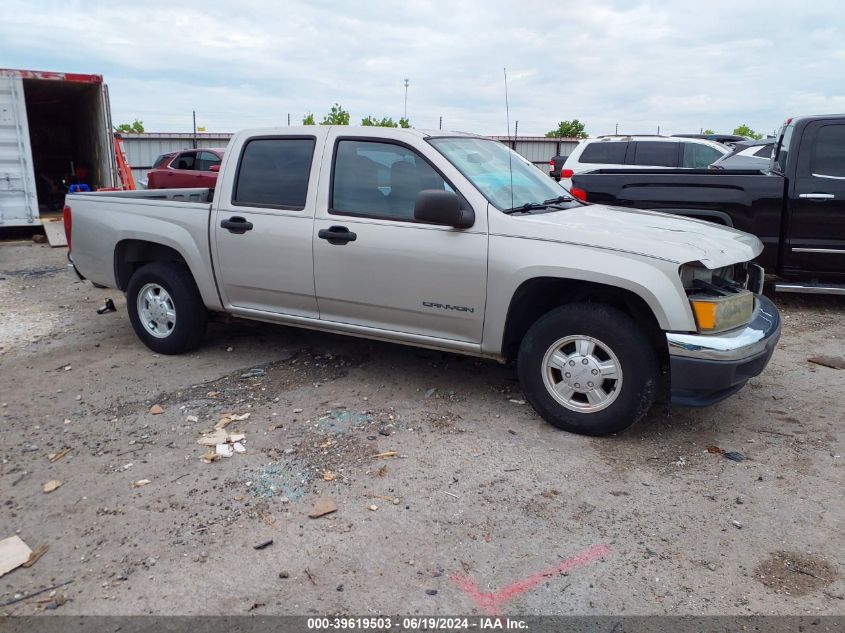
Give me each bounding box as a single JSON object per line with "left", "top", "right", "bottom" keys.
{"left": 666, "top": 295, "right": 781, "bottom": 407}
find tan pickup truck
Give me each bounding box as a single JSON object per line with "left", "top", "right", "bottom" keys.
{"left": 65, "top": 126, "right": 780, "bottom": 436}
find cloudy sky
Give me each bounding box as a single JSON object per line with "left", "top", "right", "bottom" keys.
{"left": 2, "top": 0, "right": 843, "bottom": 137}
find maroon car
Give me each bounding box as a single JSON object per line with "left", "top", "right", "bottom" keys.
{"left": 147, "top": 148, "right": 224, "bottom": 189}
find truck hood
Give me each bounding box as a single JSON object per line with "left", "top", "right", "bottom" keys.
{"left": 503, "top": 203, "right": 763, "bottom": 269}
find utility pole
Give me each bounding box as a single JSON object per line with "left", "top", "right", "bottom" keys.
{"left": 439, "top": 116, "right": 442, "bottom": 130}
{"left": 615, "top": 122, "right": 618, "bottom": 135}
{"left": 657, "top": 125, "right": 660, "bottom": 135}
{"left": 287, "top": 113, "right": 290, "bottom": 126}
{"left": 514, "top": 120, "right": 519, "bottom": 137}
{"left": 192, "top": 110, "right": 197, "bottom": 149}
{"left": 403, "top": 78, "right": 409, "bottom": 120}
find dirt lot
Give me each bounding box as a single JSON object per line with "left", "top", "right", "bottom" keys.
{"left": 1, "top": 241, "right": 843, "bottom": 616}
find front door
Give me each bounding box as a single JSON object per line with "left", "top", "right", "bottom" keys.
{"left": 785, "top": 120, "right": 845, "bottom": 278}
{"left": 313, "top": 136, "right": 488, "bottom": 344}
{"left": 212, "top": 134, "right": 322, "bottom": 317}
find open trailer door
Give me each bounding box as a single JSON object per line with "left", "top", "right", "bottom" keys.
{"left": 0, "top": 72, "right": 39, "bottom": 225}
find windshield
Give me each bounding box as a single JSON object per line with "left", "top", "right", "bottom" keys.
{"left": 429, "top": 137, "right": 571, "bottom": 211}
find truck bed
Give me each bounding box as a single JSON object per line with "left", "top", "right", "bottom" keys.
{"left": 66, "top": 187, "right": 221, "bottom": 310}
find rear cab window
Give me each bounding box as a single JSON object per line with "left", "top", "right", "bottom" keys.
{"left": 579, "top": 141, "right": 628, "bottom": 164}
{"left": 232, "top": 137, "right": 316, "bottom": 209}
{"left": 152, "top": 153, "right": 172, "bottom": 169}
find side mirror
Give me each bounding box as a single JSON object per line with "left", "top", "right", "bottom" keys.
{"left": 209, "top": 164, "right": 220, "bottom": 172}
{"left": 414, "top": 189, "right": 474, "bottom": 229}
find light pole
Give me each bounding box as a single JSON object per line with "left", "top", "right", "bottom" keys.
{"left": 403, "top": 78, "right": 409, "bottom": 120}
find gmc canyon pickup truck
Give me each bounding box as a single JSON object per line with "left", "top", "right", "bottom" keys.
{"left": 571, "top": 114, "right": 845, "bottom": 293}
{"left": 65, "top": 126, "right": 781, "bottom": 436}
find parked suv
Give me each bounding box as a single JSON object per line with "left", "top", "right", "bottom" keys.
{"left": 147, "top": 148, "right": 225, "bottom": 189}
{"left": 708, "top": 139, "right": 775, "bottom": 170}
{"left": 560, "top": 136, "right": 728, "bottom": 189}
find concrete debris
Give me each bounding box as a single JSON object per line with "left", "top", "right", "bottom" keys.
{"left": 42, "top": 480, "right": 62, "bottom": 493}
{"left": 149, "top": 404, "right": 164, "bottom": 415}
{"left": 131, "top": 479, "right": 151, "bottom": 488}
{"left": 308, "top": 497, "right": 337, "bottom": 518}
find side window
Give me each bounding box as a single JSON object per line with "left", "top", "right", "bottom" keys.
{"left": 196, "top": 151, "right": 222, "bottom": 172}
{"left": 811, "top": 124, "right": 845, "bottom": 178}
{"left": 233, "top": 137, "right": 315, "bottom": 209}
{"left": 579, "top": 142, "right": 627, "bottom": 164}
{"left": 152, "top": 154, "right": 172, "bottom": 169}
{"left": 172, "top": 152, "right": 196, "bottom": 170}
{"left": 754, "top": 145, "right": 774, "bottom": 158}
{"left": 682, "top": 143, "right": 723, "bottom": 168}
{"left": 633, "top": 141, "right": 678, "bottom": 167}
{"left": 331, "top": 140, "right": 451, "bottom": 220}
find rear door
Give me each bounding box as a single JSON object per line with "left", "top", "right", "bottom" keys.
{"left": 0, "top": 72, "right": 38, "bottom": 225}
{"left": 785, "top": 121, "right": 845, "bottom": 277}
{"left": 212, "top": 134, "right": 321, "bottom": 317}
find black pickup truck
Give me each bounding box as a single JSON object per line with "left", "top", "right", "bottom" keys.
{"left": 571, "top": 114, "right": 845, "bottom": 294}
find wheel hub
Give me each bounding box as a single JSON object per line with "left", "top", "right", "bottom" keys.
{"left": 541, "top": 335, "right": 623, "bottom": 413}
{"left": 137, "top": 283, "right": 176, "bottom": 339}
{"left": 560, "top": 354, "right": 602, "bottom": 392}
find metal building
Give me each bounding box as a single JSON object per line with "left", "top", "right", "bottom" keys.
{"left": 490, "top": 136, "right": 582, "bottom": 171}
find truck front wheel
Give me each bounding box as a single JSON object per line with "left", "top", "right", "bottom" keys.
{"left": 126, "top": 262, "right": 207, "bottom": 354}
{"left": 517, "top": 304, "right": 658, "bottom": 436}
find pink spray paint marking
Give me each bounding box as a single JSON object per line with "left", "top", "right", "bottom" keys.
{"left": 450, "top": 543, "right": 610, "bottom": 614}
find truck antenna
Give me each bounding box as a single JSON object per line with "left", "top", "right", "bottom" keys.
{"left": 504, "top": 67, "right": 514, "bottom": 211}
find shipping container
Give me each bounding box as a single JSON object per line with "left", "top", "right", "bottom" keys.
{"left": 0, "top": 68, "right": 116, "bottom": 226}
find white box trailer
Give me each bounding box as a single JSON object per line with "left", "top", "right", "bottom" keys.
{"left": 0, "top": 68, "right": 116, "bottom": 227}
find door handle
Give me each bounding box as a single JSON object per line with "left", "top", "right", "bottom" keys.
{"left": 798, "top": 193, "right": 834, "bottom": 200}
{"left": 318, "top": 225, "right": 357, "bottom": 245}
{"left": 220, "top": 216, "right": 253, "bottom": 234}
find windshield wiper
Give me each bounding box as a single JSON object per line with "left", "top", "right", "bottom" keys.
{"left": 503, "top": 195, "right": 574, "bottom": 214}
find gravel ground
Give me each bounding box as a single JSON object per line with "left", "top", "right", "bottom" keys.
{"left": 0, "top": 241, "right": 843, "bottom": 616}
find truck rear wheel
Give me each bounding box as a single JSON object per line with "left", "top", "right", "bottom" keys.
{"left": 517, "top": 304, "right": 658, "bottom": 436}
{"left": 126, "top": 262, "right": 207, "bottom": 354}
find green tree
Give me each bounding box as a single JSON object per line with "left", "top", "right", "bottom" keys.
{"left": 321, "top": 103, "right": 350, "bottom": 125}
{"left": 398, "top": 117, "right": 410, "bottom": 129}
{"left": 545, "top": 119, "right": 587, "bottom": 138}
{"left": 361, "top": 115, "right": 398, "bottom": 127}
{"left": 703, "top": 128, "right": 715, "bottom": 135}
{"left": 302, "top": 113, "right": 316, "bottom": 125}
{"left": 115, "top": 119, "right": 144, "bottom": 133}
{"left": 732, "top": 124, "right": 763, "bottom": 140}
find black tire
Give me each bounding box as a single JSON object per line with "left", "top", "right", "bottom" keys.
{"left": 517, "top": 303, "right": 657, "bottom": 436}
{"left": 126, "top": 261, "right": 207, "bottom": 354}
